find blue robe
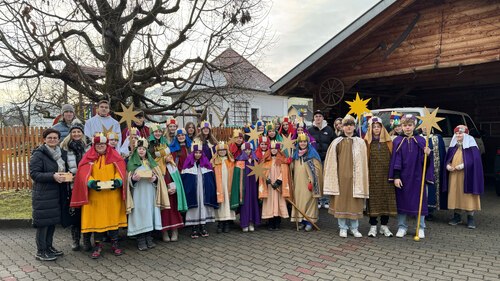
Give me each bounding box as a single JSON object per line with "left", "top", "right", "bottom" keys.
{"left": 389, "top": 135, "right": 434, "bottom": 216}
{"left": 181, "top": 165, "right": 218, "bottom": 209}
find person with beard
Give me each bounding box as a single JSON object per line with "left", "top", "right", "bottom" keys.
{"left": 60, "top": 121, "right": 92, "bottom": 251}
{"left": 71, "top": 133, "right": 127, "bottom": 259}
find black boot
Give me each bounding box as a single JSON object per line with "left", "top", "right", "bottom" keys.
{"left": 223, "top": 221, "right": 230, "bottom": 233}
{"left": 71, "top": 226, "right": 81, "bottom": 251}
{"left": 216, "top": 222, "right": 223, "bottom": 234}
{"left": 137, "top": 234, "right": 148, "bottom": 251}
{"left": 275, "top": 217, "right": 281, "bottom": 231}
{"left": 268, "top": 218, "right": 275, "bottom": 231}
{"left": 145, "top": 232, "right": 156, "bottom": 249}
{"left": 82, "top": 233, "right": 92, "bottom": 252}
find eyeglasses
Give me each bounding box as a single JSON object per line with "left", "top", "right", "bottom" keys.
{"left": 45, "top": 137, "right": 59, "bottom": 140}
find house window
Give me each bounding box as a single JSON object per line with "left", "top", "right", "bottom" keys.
{"left": 232, "top": 101, "right": 249, "bottom": 126}
{"left": 251, "top": 108, "right": 259, "bottom": 124}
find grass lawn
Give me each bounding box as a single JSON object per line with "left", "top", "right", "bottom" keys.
{"left": 0, "top": 190, "right": 32, "bottom": 219}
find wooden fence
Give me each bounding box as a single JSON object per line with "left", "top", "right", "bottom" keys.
{"left": 0, "top": 127, "right": 46, "bottom": 190}
{"left": 0, "top": 126, "right": 239, "bottom": 191}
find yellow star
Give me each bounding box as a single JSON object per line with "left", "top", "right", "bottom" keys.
{"left": 417, "top": 107, "right": 445, "bottom": 133}
{"left": 281, "top": 134, "right": 296, "bottom": 153}
{"left": 101, "top": 125, "right": 114, "bottom": 136}
{"left": 346, "top": 92, "right": 371, "bottom": 117}
{"left": 247, "top": 161, "right": 269, "bottom": 181}
{"left": 245, "top": 126, "right": 262, "bottom": 144}
{"left": 115, "top": 103, "right": 140, "bottom": 129}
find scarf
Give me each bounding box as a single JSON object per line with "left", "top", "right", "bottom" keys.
{"left": 45, "top": 144, "right": 65, "bottom": 172}
{"left": 68, "top": 140, "right": 85, "bottom": 166}
{"left": 298, "top": 148, "right": 307, "bottom": 157}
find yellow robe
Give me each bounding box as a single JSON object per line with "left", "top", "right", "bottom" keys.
{"left": 81, "top": 156, "right": 127, "bottom": 233}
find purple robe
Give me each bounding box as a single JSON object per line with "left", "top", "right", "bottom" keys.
{"left": 238, "top": 159, "right": 261, "bottom": 228}
{"left": 389, "top": 135, "right": 434, "bottom": 216}
{"left": 442, "top": 146, "right": 484, "bottom": 195}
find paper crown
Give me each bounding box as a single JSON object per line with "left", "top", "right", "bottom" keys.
{"left": 200, "top": 120, "right": 211, "bottom": 129}
{"left": 259, "top": 136, "right": 269, "bottom": 144}
{"left": 297, "top": 133, "right": 309, "bottom": 142}
{"left": 175, "top": 128, "right": 187, "bottom": 135}
{"left": 150, "top": 123, "right": 163, "bottom": 132}
{"left": 390, "top": 111, "right": 403, "bottom": 120}
{"left": 154, "top": 145, "right": 171, "bottom": 158}
{"left": 232, "top": 129, "right": 244, "bottom": 138}
{"left": 241, "top": 142, "right": 253, "bottom": 151}
{"left": 167, "top": 118, "right": 177, "bottom": 126}
{"left": 270, "top": 141, "right": 281, "bottom": 150}
{"left": 93, "top": 133, "right": 107, "bottom": 144}
{"left": 106, "top": 131, "right": 119, "bottom": 140}
{"left": 265, "top": 122, "right": 276, "bottom": 131}
{"left": 454, "top": 125, "right": 469, "bottom": 134}
{"left": 216, "top": 141, "right": 228, "bottom": 151}
{"left": 136, "top": 137, "right": 149, "bottom": 149}
{"left": 282, "top": 116, "right": 290, "bottom": 124}
{"left": 342, "top": 114, "right": 356, "bottom": 125}
{"left": 401, "top": 114, "right": 417, "bottom": 124}
{"left": 130, "top": 127, "right": 139, "bottom": 136}
{"left": 369, "top": 116, "right": 383, "bottom": 125}
{"left": 191, "top": 141, "right": 203, "bottom": 152}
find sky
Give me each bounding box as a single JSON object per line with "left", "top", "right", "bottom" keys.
{"left": 260, "top": 0, "right": 379, "bottom": 81}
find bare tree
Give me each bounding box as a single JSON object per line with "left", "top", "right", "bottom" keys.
{"left": 0, "top": 0, "right": 271, "bottom": 114}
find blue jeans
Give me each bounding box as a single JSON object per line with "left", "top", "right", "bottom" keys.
{"left": 397, "top": 214, "right": 425, "bottom": 230}
{"left": 338, "top": 218, "right": 359, "bottom": 230}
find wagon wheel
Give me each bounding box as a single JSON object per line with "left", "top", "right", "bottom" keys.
{"left": 318, "top": 78, "right": 344, "bottom": 106}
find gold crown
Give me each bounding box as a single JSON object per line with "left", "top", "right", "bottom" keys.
{"left": 297, "top": 133, "right": 308, "bottom": 142}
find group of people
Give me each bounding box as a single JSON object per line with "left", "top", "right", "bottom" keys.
{"left": 29, "top": 102, "right": 484, "bottom": 262}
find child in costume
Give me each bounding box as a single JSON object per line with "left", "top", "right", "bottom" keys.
{"left": 148, "top": 123, "right": 168, "bottom": 155}
{"left": 420, "top": 127, "right": 446, "bottom": 219}
{"left": 323, "top": 115, "right": 369, "bottom": 238}
{"left": 231, "top": 142, "right": 261, "bottom": 232}
{"left": 259, "top": 141, "right": 291, "bottom": 230}
{"left": 170, "top": 128, "right": 192, "bottom": 169}
{"left": 229, "top": 129, "right": 245, "bottom": 159}
{"left": 70, "top": 133, "right": 127, "bottom": 259}
{"left": 106, "top": 131, "right": 121, "bottom": 151}
{"left": 164, "top": 117, "right": 179, "bottom": 145}
{"left": 278, "top": 116, "right": 294, "bottom": 138}
{"left": 389, "top": 111, "right": 403, "bottom": 140}
{"left": 153, "top": 145, "right": 187, "bottom": 242}
{"left": 255, "top": 135, "right": 270, "bottom": 161}
{"left": 290, "top": 133, "right": 323, "bottom": 231}
{"left": 211, "top": 141, "right": 236, "bottom": 233}
{"left": 443, "top": 125, "right": 484, "bottom": 229}
{"left": 126, "top": 137, "right": 170, "bottom": 251}
{"left": 181, "top": 142, "right": 218, "bottom": 238}
{"left": 266, "top": 121, "right": 283, "bottom": 142}
{"left": 389, "top": 114, "right": 433, "bottom": 239}
{"left": 120, "top": 127, "right": 139, "bottom": 158}
{"left": 293, "top": 121, "right": 317, "bottom": 149}
{"left": 194, "top": 120, "right": 217, "bottom": 160}
{"left": 364, "top": 117, "right": 397, "bottom": 237}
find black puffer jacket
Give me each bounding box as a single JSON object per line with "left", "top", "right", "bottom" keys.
{"left": 308, "top": 120, "right": 335, "bottom": 162}
{"left": 29, "top": 145, "right": 67, "bottom": 228}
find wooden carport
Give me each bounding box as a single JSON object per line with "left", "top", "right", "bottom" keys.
{"left": 271, "top": 0, "right": 500, "bottom": 172}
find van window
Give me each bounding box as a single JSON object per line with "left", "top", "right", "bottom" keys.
{"left": 437, "top": 113, "right": 464, "bottom": 137}
{"left": 464, "top": 115, "right": 481, "bottom": 138}
{"left": 374, "top": 111, "right": 419, "bottom": 132}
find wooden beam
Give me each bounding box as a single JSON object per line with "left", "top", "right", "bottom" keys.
{"left": 382, "top": 86, "right": 414, "bottom": 107}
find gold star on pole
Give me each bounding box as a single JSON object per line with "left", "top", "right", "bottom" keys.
{"left": 281, "top": 134, "right": 296, "bottom": 153}
{"left": 245, "top": 126, "right": 262, "bottom": 143}
{"left": 101, "top": 125, "right": 114, "bottom": 136}
{"left": 115, "top": 103, "right": 140, "bottom": 130}
{"left": 346, "top": 92, "right": 371, "bottom": 117}
{"left": 417, "top": 107, "right": 445, "bottom": 133}
{"left": 247, "top": 161, "right": 269, "bottom": 181}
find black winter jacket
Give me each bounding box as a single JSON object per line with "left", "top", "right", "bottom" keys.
{"left": 308, "top": 121, "right": 335, "bottom": 162}
{"left": 29, "top": 145, "right": 67, "bottom": 228}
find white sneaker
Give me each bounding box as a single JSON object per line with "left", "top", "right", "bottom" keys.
{"left": 305, "top": 224, "right": 313, "bottom": 232}
{"left": 339, "top": 229, "right": 347, "bottom": 238}
{"left": 350, "top": 229, "right": 363, "bottom": 238}
{"left": 249, "top": 224, "right": 255, "bottom": 232}
{"left": 368, "top": 226, "right": 377, "bottom": 237}
{"left": 318, "top": 203, "right": 322, "bottom": 209}
{"left": 418, "top": 229, "right": 425, "bottom": 239}
{"left": 324, "top": 203, "right": 330, "bottom": 209}
{"left": 379, "top": 225, "right": 393, "bottom": 237}
{"left": 242, "top": 227, "right": 249, "bottom": 232}
{"left": 395, "top": 228, "right": 407, "bottom": 238}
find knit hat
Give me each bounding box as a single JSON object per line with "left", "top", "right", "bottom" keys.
{"left": 61, "top": 104, "right": 74, "bottom": 114}
{"left": 69, "top": 120, "right": 84, "bottom": 133}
